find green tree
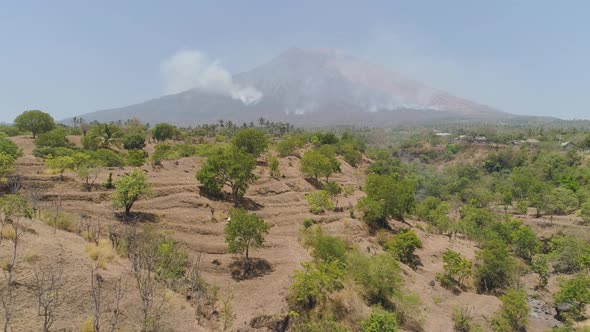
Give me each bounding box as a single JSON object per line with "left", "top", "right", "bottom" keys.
{"left": 0, "top": 134, "right": 22, "bottom": 159}
{"left": 34, "top": 128, "right": 73, "bottom": 148}
{"left": 225, "top": 209, "right": 270, "bottom": 268}
{"left": 152, "top": 123, "right": 177, "bottom": 142}
{"left": 82, "top": 124, "right": 124, "bottom": 150}
{"left": 439, "top": 249, "right": 472, "bottom": 289}
{"left": 0, "top": 152, "right": 16, "bottom": 183}
{"left": 347, "top": 252, "right": 401, "bottom": 305}
{"left": 288, "top": 261, "right": 344, "bottom": 310}
{"left": 310, "top": 227, "right": 347, "bottom": 263}
{"left": 491, "top": 289, "right": 529, "bottom": 332}
{"left": 531, "top": 255, "right": 549, "bottom": 288}
{"left": 112, "top": 168, "right": 152, "bottom": 216}
{"left": 359, "top": 173, "right": 416, "bottom": 224}
{"left": 232, "top": 128, "right": 268, "bottom": 157}
{"left": 361, "top": 307, "right": 398, "bottom": 332}
{"left": 305, "top": 190, "right": 334, "bottom": 214}
{"left": 385, "top": 229, "right": 423, "bottom": 268}
{"left": 196, "top": 145, "right": 256, "bottom": 206}
{"left": 14, "top": 110, "right": 55, "bottom": 138}
{"left": 554, "top": 273, "right": 590, "bottom": 321}
{"left": 46, "top": 156, "right": 75, "bottom": 180}
{"left": 476, "top": 240, "right": 515, "bottom": 293}
{"left": 511, "top": 225, "right": 540, "bottom": 261}
{"left": 300, "top": 149, "right": 335, "bottom": 182}
{"left": 123, "top": 133, "right": 146, "bottom": 150}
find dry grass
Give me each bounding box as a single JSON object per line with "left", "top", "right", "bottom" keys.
{"left": 84, "top": 239, "right": 116, "bottom": 269}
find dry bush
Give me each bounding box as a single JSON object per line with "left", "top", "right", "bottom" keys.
{"left": 85, "top": 240, "right": 116, "bottom": 269}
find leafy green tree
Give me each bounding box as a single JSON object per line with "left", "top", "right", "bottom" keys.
{"left": 155, "top": 238, "right": 188, "bottom": 279}
{"left": 340, "top": 143, "right": 362, "bottom": 167}
{"left": 112, "top": 168, "right": 152, "bottom": 216}
{"left": 82, "top": 124, "right": 124, "bottom": 150}
{"left": 123, "top": 133, "right": 146, "bottom": 150}
{"left": 127, "top": 149, "right": 147, "bottom": 167}
{"left": 531, "top": 255, "right": 549, "bottom": 288}
{"left": 305, "top": 190, "right": 334, "bottom": 214}
{"left": 14, "top": 110, "right": 55, "bottom": 138}
{"left": 511, "top": 225, "right": 540, "bottom": 261}
{"left": 152, "top": 123, "right": 177, "bottom": 142}
{"left": 0, "top": 152, "right": 16, "bottom": 183}
{"left": 34, "top": 128, "right": 73, "bottom": 148}
{"left": 476, "top": 240, "right": 515, "bottom": 293}
{"left": 196, "top": 145, "right": 256, "bottom": 206}
{"left": 358, "top": 173, "right": 416, "bottom": 225}
{"left": 300, "top": 149, "right": 335, "bottom": 182}
{"left": 46, "top": 156, "right": 75, "bottom": 180}
{"left": 225, "top": 208, "right": 270, "bottom": 267}
{"left": 361, "top": 307, "right": 398, "bottom": 332}
{"left": 71, "top": 152, "right": 103, "bottom": 191}
{"left": 491, "top": 289, "right": 529, "bottom": 332}
{"left": 385, "top": 229, "right": 423, "bottom": 268}
{"left": 416, "top": 196, "right": 451, "bottom": 233}
{"left": 580, "top": 201, "right": 590, "bottom": 224}
{"left": 288, "top": 261, "right": 344, "bottom": 310}
{"left": 232, "top": 128, "right": 268, "bottom": 157}
{"left": 347, "top": 252, "right": 401, "bottom": 306}
{"left": 548, "top": 235, "right": 590, "bottom": 273}
{"left": 554, "top": 273, "right": 590, "bottom": 321}
{"left": 310, "top": 227, "right": 347, "bottom": 263}
{"left": 0, "top": 134, "right": 22, "bottom": 159}
{"left": 438, "top": 249, "right": 472, "bottom": 289}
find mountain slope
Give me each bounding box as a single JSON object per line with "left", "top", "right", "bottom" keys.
{"left": 75, "top": 48, "right": 508, "bottom": 126}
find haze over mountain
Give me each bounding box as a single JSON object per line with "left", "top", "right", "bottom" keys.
{"left": 75, "top": 48, "right": 509, "bottom": 127}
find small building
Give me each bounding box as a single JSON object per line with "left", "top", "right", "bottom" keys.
{"left": 560, "top": 141, "right": 578, "bottom": 151}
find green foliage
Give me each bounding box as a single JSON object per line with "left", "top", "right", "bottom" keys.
{"left": 112, "top": 168, "right": 152, "bottom": 216}
{"left": 491, "top": 289, "right": 529, "bottom": 332}
{"left": 232, "top": 128, "right": 268, "bottom": 157}
{"left": 91, "top": 148, "right": 125, "bottom": 167}
{"left": 305, "top": 190, "right": 334, "bottom": 214}
{"left": 0, "top": 152, "right": 16, "bottom": 183}
{"left": 0, "top": 125, "right": 22, "bottom": 137}
{"left": 452, "top": 307, "right": 482, "bottom": 332}
{"left": 510, "top": 224, "right": 540, "bottom": 261}
{"left": 531, "top": 255, "right": 549, "bottom": 288}
{"left": 288, "top": 260, "right": 344, "bottom": 310}
{"left": 475, "top": 239, "right": 515, "bottom": 293}
{"left": 225, "top": 209, "right": 270, "bottom": 260}
{"left": 554, "top": 274, "right": 590, "bottom": 321}
{"left": 361, "top": 307, "right": 398, "bottom": 332}
{"left": 347, "top": 251, "right": 401, "bottom": 306}
{"left": 580, "top": 201, "right": 590, "bottom": 223}
{"left": 303, "top": 218, "right": 314, "bottom": 229}
{"left": 360, "top": 173, "right": 416, "bottom": 224}
{"left": 415, "top": 196, "right": 450, "bottom": 233}
{"left": 123, "top": 133, "right": 146, "bottom": 150}
{"left": 0, "top": 194, "right": 31, "bottom": 221}
{"left": 34, "top": 128, "right": 73, "bottom": 148}
{"left": 82, "top": 123, "right": 124, "bottom": 150}
{"left": 46, "top": 155, "right": 75, "bottom": 180}
{"left": 438, "top": 249, "right": 472, "bottom": 289}
{"left": 356, "top": 197, "right": 385, "bottom": 228}
{"left": 276, "top": 134, "right": 306, "bottom": 157}
{"left": 309, "top": 227, "right": 347, "bottom": 263}
{"left": 340, "top": 143, "right": 362, "bottom": 167}
{"left": 155, "top": 238, "right": 188, "bottom": 279}
{"left": 196, "top": 145, "right": 256, "bottom": 205}
{"left": 152, "top": 123, "right": 177, "bottom": 142}
{"left": 268, "top": 154, "right": 280, "bottom": 179}
{"left": 301, "top": 149, "right": 338, "bottom": 181}
{"left": 367, "top": 149, "right": 401, "bottom": 176}
{"left": 103, "top": 172, "right": 114, "bottom": 189}
{"left": 385, "top": 229, "right": 423, "bottom": 268}
{"left": 14, "top": 110, "right": 55, "bottom": 138}
{"left": 127, "top": 149, "right": 147, "bottom": 167}
{"left": 545, "top": 187, "right": 579, "bottom": 215}
{"left": 0, "top": 134, "right": 22, "bottom": 159}
{"left": 548, "top": 235, "right": 590, "bottom": 273}
{"left": 324, "top": 181, "right": 342, "bottom": 197}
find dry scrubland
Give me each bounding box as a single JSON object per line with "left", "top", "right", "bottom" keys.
{"left": 1, "top": 129, "right": 590, "bottom": 332}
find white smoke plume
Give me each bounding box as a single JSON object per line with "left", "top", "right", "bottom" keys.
{"left": 160, "top": 50, "right": 262, "bottom": 105}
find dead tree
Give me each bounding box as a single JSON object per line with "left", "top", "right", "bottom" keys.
{"left": 51, "top": 195, "right": 62, "bottom": 234}
{"left": 186, "top": 253, "right": 207, "bottom": 324}
{"left": 80, "top": 215, "right": 101, "bottom": 245}
{"left": 90, "top": 264, "right": 124, "bottom": 332}
{"left": 27, "top": 187, "right": 46, "bottom": 219}
{"left": 6, "top": 174, "right": 22, "bottom": 194}
{"left": 33, "top": 267, "right": 65, "bottom": 332}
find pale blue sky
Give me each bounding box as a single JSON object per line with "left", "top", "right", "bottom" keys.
{"left": 1, "top": 1, "right": 589, "bottom": 121}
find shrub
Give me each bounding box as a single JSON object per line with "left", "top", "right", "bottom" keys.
{"left": 511, "top": 225, "right": 540, "bottom": 261}
{"left": 127, "top": 149, "right": 147, "bottom": 167}
{"left": 91, "top": 149, "right": 125, "bottom": 167}
{"left": 303, "top": 218, "right": 314, "bottom": 229}
{"left": 438, "top": 249, "right": 472, "bottom": 289}
{"left": 155, "top": 238, "right": 188, "bottom": 279}
{"left": 40, "top": 211, "right": 77, "bottom": 232}
{"left": 268, "top": 154, "right": 280, "bottom": 179}
{"left": 531, "top": 255, "right": 549, "bottom": 288}
{"left": 361, "top": 307, "right": 398, "bottom": 332}
{"left": 310, "top": 227, "right": 347, "bottom": 263}
{"left": 491, "top": 289, "right": 529, "bottom": 332}
{"left": 34, "top": 128, "right": 73, "bottom": 148}
{"left": 385, "top": 229, "right": 423, "bottom": 268}
{"left": 305, "top": 190, "right": 334, "bottom": 214}
{"left": 232, "top": 128, "right": 268, "bottom": 157}
{"left": 123, "top": 133, "right": 146, "bottom": 150}
{"left": 347, "top": 251, "right": 401, "bottom": 306}
{"left": 152, "top": 123, "right": 177, "bottom": 142}
{"left": 112, "top": 168, "right": 152, "bottom": 216}
{"left": 548, "top": 235, "right": 590, "bottom": 273}
{"left": 85, "top": 239, "right": 116, "bottom": 269}
{"left": 33, "top": 146, "right": 76, "bottom": 159}
{"left": 452, "top": 307, "right": 482, "bottom": 332}
{"left": 0, "top": 134, "right": 22, "bottom": 159}
{"left": 554, "top": 274, "right": 590, "bottom": 321}
{"left": 475, "top": 240, "right": 515, "bottom": 293}
{"left": 288, "top": 261, "right": 344, "bottom": 310}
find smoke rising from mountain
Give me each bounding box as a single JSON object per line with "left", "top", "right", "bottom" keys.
{"left": 160, "top": 50, "right": 262, "bottom": 105}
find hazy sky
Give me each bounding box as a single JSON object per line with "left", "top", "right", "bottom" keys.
{"left": 1, "top": 0, "right": 589, "bottom": 122}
